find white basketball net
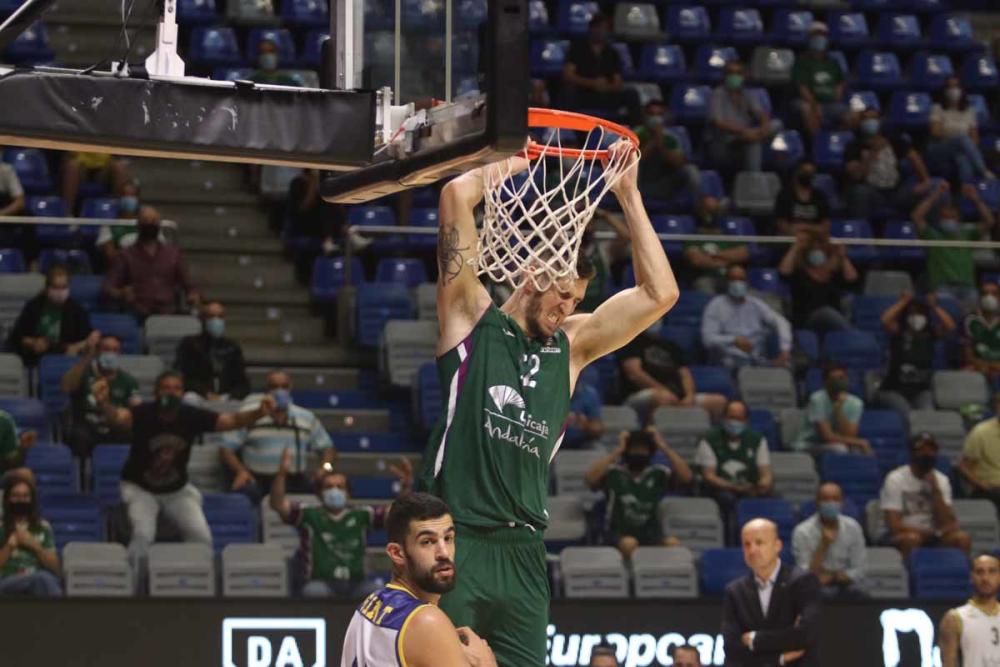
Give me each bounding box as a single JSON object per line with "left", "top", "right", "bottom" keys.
{"left": 477, "top": 126, "right": 639, "bottom": 292}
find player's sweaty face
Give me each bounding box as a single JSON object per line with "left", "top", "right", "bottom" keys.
{"left": 404, "top": 516, "right": 457, "bottom": 594}
{"left": 526, "top": 278, "right": 588, "bottom": 339}
{"left": 971, "top": 556, "right": 1000, "bottom": 598}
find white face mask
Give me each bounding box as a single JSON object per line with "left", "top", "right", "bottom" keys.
{"left": 982, "top": 294, "right": 1000, "bottom": 314}
{"left": 908, "top": 314, "right": 927, "bottom": 332}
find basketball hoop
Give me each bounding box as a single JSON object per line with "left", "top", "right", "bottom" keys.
{"left": 478, "top": 108, "right": 640, "bottom": 292}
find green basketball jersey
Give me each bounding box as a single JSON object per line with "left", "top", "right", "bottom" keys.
{"left": 420, "top": 305, "right": 572, "bottom": 530}
{"left": 293, "top": 505, "right": 372, "bottom": 582}
{"left": 605, "top": 465, "right": 671, "bottom": 536}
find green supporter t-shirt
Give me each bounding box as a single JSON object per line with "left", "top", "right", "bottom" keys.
{"left": 965, "top": 314, "right": 1000, "bottom": 363}
{"left": 920, "top": 225, "right": 977, "bottom": 289}
{"left": 293, "top": 505, "right": 373, "bottom": 583}
{"left": 0, "top": 410, "right": 19, "bottom": 468}
{"left": 605, "top": 464, "right": 671, "bottom": 538}
{"left": 0, "top": 520, "right": 55, "bottom": 577}
{"left": 36, "top": 303, "right": 62, "bottom": 345}
{"left": 72, "top": 366, "right": 140, "bottom": 434}
{"left": 683, "top": 234, "right": 744, "bottom": 279}
{"left": 792, "top": 54, "right": 844, "bottom": 104}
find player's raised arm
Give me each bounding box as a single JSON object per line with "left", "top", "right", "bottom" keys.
{"left": 565, "top": 141, "right": 680, "bottom": 369}
{"left": 437, "top": 160, "right": 526, "bottom": 353}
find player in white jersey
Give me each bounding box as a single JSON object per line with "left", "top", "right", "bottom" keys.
{"left": 340, "top": 492, "right": 497, "bottom": 667}
{"left": 940, "top": 553, "right": 1000, "bottom": 667}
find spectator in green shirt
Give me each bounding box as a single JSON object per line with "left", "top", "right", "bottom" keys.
{"left": 634, "top": 100, "right": 722, "bottom": 224}
{"left": 250, "top": 38, "right": 300, "bottom": 87}
{"left": 792, "top": 22, "right": 850, "bottom": 137}
{"left": 914, "top": 181, "right": 996, "bottom": 310}
{"left": 270, "top": 448, "right": 413, "bottom": 597}
{"left": 584, "top": 428, "right": 691, "bottom": 560}
{"left": 0, "top": 409, "right": 36, "bottom": 477}
{"left": 0, "top": 475, "right": 61, "bottom": 596}
{"left": 963, "top": 280, "right": 1000, "bottom": 382}
{"left": 683, "top": 220, "right": 749, "bottom": 295}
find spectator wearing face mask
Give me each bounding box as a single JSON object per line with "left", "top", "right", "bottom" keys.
{"left": 778, "top": 232, "right": 856, "bottom": 333}
{"left": 914, "top": 181, "right": 996, "bottom": 310}
{"left": 844, "top": 108, "right": 932, "bottom": 219}
{"left": 619, "top": 317, "right": 728, "bottom": 424}
{"left": 0, "top": 408, "right": 36, "bottom": 477}
{"left": 963, "top": 281, "right": 1000, "bottom": 381}
{"left": 95, "top": 180, "right": 167, "bottom": 271}
{"left": 271, "top": 447, "right": 412, "bottom": 597}
{"left": 792, "top": 363, "right": 872, "bottom": 456}
{"left": 60, "top": 334, "right": 141, "bottom": 460}
{"left": 792, "top": 482, "right": 867, "bottom": 600}
{"left": 634, "top": 99, "right": 722, "bottom": 223}
{"left": 792, "top": 22, "right": 850, "bottom": 138}
{"left": 585, "top": 429, "right": 691, "bottom": 560}
{"left": 959, "top": 392, "right": 1000, "bottom": 512}
{"left": 682, "top": 217, "right": 750, "bottom": 296}
{"left": 561, "top": 14, "right": 640, "bottom": 124}
{"left": 173, "top": 300, "right": 249, "bottom": 402}
{"left": 706, "top": 59, "right": 781, "bottom": 176}
{"left": 0, "top": 475, "right": 61, "bottom": 597}
{"left": 695, "top": 400, "right": 773, "bottom": 540}
{"left": 97, "top": 370, "right": 277, "bottom": 585}
{"left": 221, "top": 370, "right": 336, "bottom": 502}
{"left": 250, "top": 38, "right": 298, "bottom": 86}
{"left": 875, "top": 291, "right": 955, "bottom": 413}
{"left": 702, "top": 265, "right": 793, "bottom": 369}
{"left": 880, "top": 433, "right": 971, "bottom": 558}
{"left": 775, "top": 161, "right": 831, "bottom": 243}
{"left": 103, "top": 205, "right": 200, "bottom": 318}
{"left": 7, "top": 265, "right": 96, "bottom": 367}
{"left": 927, "top": 76, "right": 995, "bottom": 184}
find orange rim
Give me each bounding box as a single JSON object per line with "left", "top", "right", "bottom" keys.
{"left": 524, "top": 107, "right": 640, "bottom": 160}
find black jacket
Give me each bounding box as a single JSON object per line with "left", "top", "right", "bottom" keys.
{"left": 722, "top": 564, "right": 822, "bottom": 667}
{"left": 173, "top": 333, "right": 249, "bottom": 399}
{"left": 6, "top": 293, "right": 92, "bottom": 366}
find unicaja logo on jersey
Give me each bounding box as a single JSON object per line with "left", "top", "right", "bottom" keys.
{"left": 483, "top": 385, "right": 546, "bottom": 459}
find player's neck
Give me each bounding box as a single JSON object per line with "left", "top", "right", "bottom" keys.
{"left": 971, "top": 596, "right": 1000, "bottom": 613}
{"left": 500, "top": 297, "right": 532, "bottom": 338}
{"left": 391, "top": 575, "right": 441, "bottom": 606}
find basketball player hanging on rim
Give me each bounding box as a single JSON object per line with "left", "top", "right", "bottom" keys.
{"left": 418, "top": 139, "right": 680, "bottom": 666}
{"left": 939, "top": 552, "right": 1000, "bottom": 667}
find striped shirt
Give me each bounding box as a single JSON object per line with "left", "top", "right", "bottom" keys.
{"left": 223, "top": 395, "right": 333, "bottom": 474}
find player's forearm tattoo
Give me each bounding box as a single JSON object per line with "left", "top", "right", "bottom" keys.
{"left": 438, "top": 224, "right": 468, "bottom": 285}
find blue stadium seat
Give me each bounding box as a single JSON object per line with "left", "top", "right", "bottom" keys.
{"left": 905, "top": 0, "right": 943, "bottom": 13}
{"left": 765, "top": 130, "right": 805, "bottom": 171}
{"left": 375, "top": 258, "right": 428, "bottom": 288}
{"left": 960, "top": 178, "right": 1000, "bottom": 219}
{"left": 846, "top": 89, "right": 879, "bottom": 113}
{"left": 408, "top": 208, "right": 439, "bottom": 249}
{"left": 910, "top": 548, "right": 971, "bottom": 599}
{"left": 670, "top": 85, "right": 711, "bottom": 124}
{"left": 813, "top": 131, "right": 854, "bottom": 171}
{"left": 700, "top": 549, "right": 748, "bottom": 596}
{"left": 828, "top": 50, "right": 849, "bottom": 79}
{"left": 889, "top": 91, "right": 931, "bottom": 129}
{"left": 660, "top": 325, "right": 700, "bottom": 361}
{"left": 356, "top": 283, "right": 414, "bottom": 347}
{"left": 718, "top": 8, "right": 764, "bottom": 46}
{"left": 769, "top": 9, "right": 813, "bottom": 48}
{"left": 831, "top": 219, "right": 877, "bottom": 264}
{"left": 456, "top": 0, "right": 488, "bottom": 27}
{"left": 812, "top": 174, "right": 844, "bottom": 214}
{"left": 290, "top": 390, "right": 378, "bottom": 410}
{"left": 188, "top": 26, "right": 242, "bottom": 67}
{"left": 177, "top": 0, "right": 218, "bottom": 23}
{"left": 282, "top": 0, "right": 328, "bottom": 26}
{"left": 0, "top": 248, "right": 25, "bottom": 273}
{"left": 638, "top": 43, "right": 686, "bottom": 83}
{"left": 29, "top": 196, "right": 76, "bottom": 248}
{"left": 693, "top": 45, "right": 738, "bottom": 84}
{"left": 40, "top": 493, "right": 102, "bottom": 549}
{"left": 856, "top": 51, "right": 903, "bottom": 90}
{"left": 300, "top": 30, "right": 329, "bottom": 68}
{"left": 967, "top": 95, "right": 995, "bottom": 133}
{"left": 851, "top": 295, "right": 896, "bottom": 332}
{"left": 700, "top": 170, "right": 725, "bottom": 200}
{"left": 347, "top": 205, "right": 401, "bottom": 252}
{"left": 820, "top": 453, "right": 881, "bottom": 504}
{"left": 37, "top": 355, "right": 77, "bottom": 417}
{"left": 849, "top": 0, "right": 891, "bottom": 10}
{"left": 0, "top": 397, "right": 48, "bottom": 437}
{"left": 556, "top": 0, "right": 598, "bottom": 36}
{"left": 311, "top": 256, "right": 364, "bottom": 303}
{"left": 69, "top": 274, "right": 103, "bottom": 312}
{"left": 334, "top": 433, "right": 417, "bottom": 453}
{"left": 748, "top": 408, "right": 780, "bottom": 449}
{"left": 80, "top": 197, "right": 120, "bottom": 219}
{"left": 611, "top": 42, "right": 635, "bottom": 79}
{"left": 749, "top": 268, "right": 789, "bottom": 300}
{"left": 795, "top": 329, "right": 819, "bottom": 364}
{"left": 859, "top": 409, "right": 909, "bottom": 473}
{"left": 415, "top": 362, "right": 441, "bottom": 429}
{"left": 961, "top": 54, "right": 999, "bottom": 91}
{"left": 38, "top": 249, "right": 91, "bottom": 275}
{"left": 26, "top": 444, "right": 75, "bottom": 494}
{"left": 247, "top": 28, "right": 296, "bottom": 66}
{"left": 881, "top": 220, "right": 925, "bottom": 262}
{"left": 908, "top": 53, "right": 954, "bottom": 90}
{"left": 665, "top": 290, "right": 711, "bottom": 328}
{"left": 745, "top": 87, "right": 772, "bottom": 116}
{"left": 822, "top": 329, "right": 882, "bottom": 369}
{"left": 720, "top": 217, "right": 767, "bottom": 264}
{"left": 929, "top": 14, "right": 977, "bottom": 52}
{"left": 665, "top": 126, "right": 692, "bottom": 159}
{"left": 4, "top": 21, "right": 53, "bottom": 63}
{"left": 875, "top": 13, "right": 922, "bottom": 50}
{"left": 92, "top": 444, "right": 129, "bottom": 506}
{"left": 203, "top": 493, "right": 256, "bottom": 551}
{"left": 90, "top": 313, "right": 142, "bottom": 354}
{"left": 27, "top": 195, "right": 66, "bottom": 218}
{"left": 828, "top": 12, "right": 870, "bottom": 49}
{"left": 665, "top": 6, "right": 711, "bottom": 45}
{"left": 529, "top": 0, "right": 550, "bottom": 33}
{"left": 688, "top": 365, "right": 734, "bottom": 398}
{"left": 651, "top": 214, "right": 694, "bottom": 260}
{"left": 351, "top": 476, "right": 401, "bottom": 499}
{"left": 530, "top": 39, "right": 569, "bottom": 77}
{"left": 737, "top": 498, "right": 796, "bottom": 542}
{"left": 3, "top": 148, "right": 52, "bottom": 194}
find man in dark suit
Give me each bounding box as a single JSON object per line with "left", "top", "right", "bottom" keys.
{"left": 722, "top": 518, "right": 822, "bottom": 666}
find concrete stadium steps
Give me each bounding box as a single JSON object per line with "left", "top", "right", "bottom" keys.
{"left": 128, "top": 159, "right": 249, "bottom": 194}
{"left": 246, "top": 366, "right": 363, "bottom": 392}
{"left": 241, "top": 341, "right": 361, "bottom": 368}
{"left": 336, "top": 453, "right": 422, "bottom": 477}
{"left": 315, "top": 408, "right": 393, "bottom": 433}
{"left": 189, "top": 258, "right": 300, "bottom": 292}
{"left": 224, "top": 303, "right": 313, "bottom": 323}
{"left": 46, "top": 22, "right": 155, "bottom": 68}
{"left": 224, "top": 318, "right": 327, "bottom": 346}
